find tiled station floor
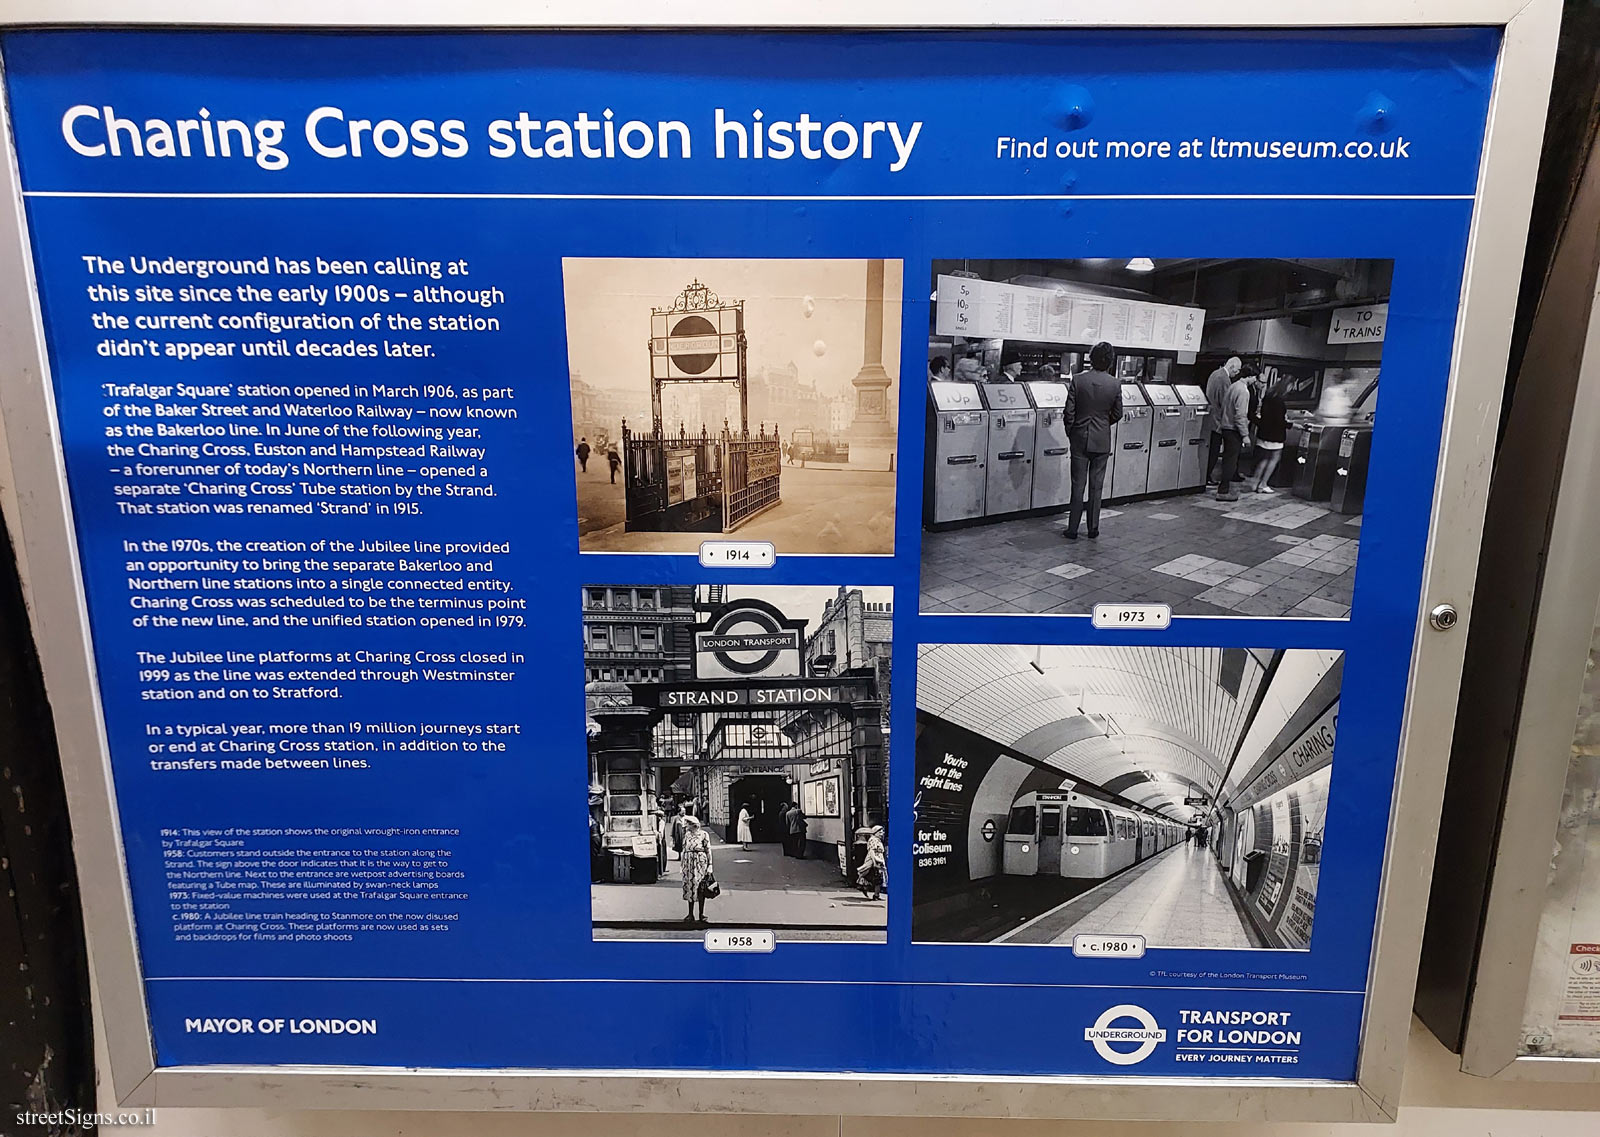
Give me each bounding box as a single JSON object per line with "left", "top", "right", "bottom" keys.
{"left": 999, "top": 842, "right": 1259, "bottom": 949}
{"left": 921, "top": 488, "right": 1360, "bottom": 618}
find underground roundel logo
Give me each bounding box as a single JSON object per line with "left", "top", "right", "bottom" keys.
{"left": 701, "top": 604, "right": 797, "bottom": 675}
{"left": 669, "top": 314, "right": 719, "bottom": 374}
{"left": 1084, "top": 1004, "right": 1167, "bottom": 1066}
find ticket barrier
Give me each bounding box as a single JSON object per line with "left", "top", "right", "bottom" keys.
{"left": 1024, "top": 381, "right": 1072, "bottom": 510}
{"left": 980, "top": 383, "right": 1037, "bottom": 517}
{"left": 1173, "top": 384, "right": 1210, "bottom": 489}
{"left": 1109, "top": 383, "right": 1152, "bottom": 500}
{"left": 925, "top": 382, "right": 988, "bottom": 526}
{"left": 1273, "top": 424, "right": 1305, "bottom": 489}
{"left": 1142, "top": 383, "right": 1185, "bottom": 494}
{"left": 1331, "top": 426, "right": 1373, "bottom": 515}
{"left": 1293, "top": 423, "right": 1342, "bottom": 502}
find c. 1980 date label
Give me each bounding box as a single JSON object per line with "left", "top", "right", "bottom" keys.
{"left": 1072, "top": 934, "right": 1147, "bottom": 958}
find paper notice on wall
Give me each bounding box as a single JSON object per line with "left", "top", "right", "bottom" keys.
{"left": 1558, "top": 944, "right": 1600, "bottom": 1021}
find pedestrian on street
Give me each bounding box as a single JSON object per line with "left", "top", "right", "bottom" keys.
{"left": 575, "top": 437, "right": 591, "bottom": 473}
{"left": 856, "top": 824, "right": 887, "bottom": 901}
{"left": 1062, "top": 341, "right": 1123, "bottom": 541}
{"left": 1204, "top": 357, "right": 1243, "bottom": 485}
{"left": 670, "top": 803, "right": 686, "bottom": 861}
{"left": 787, "top": 804, "right": 808, "bottom": 860}
{"left": 679, "top": 815, "right": 713, "bottom": 925}
{"left": 736, "top": 802, "right": 754, "bottom": 850}
{"left": 589, "top": 811, "right": 606, "bottom": 883}
{"left": 1215, "top": 366, "right": 1254, "bottom": 502}
{"left": 606, "top": 445, "right": 621, "bottom": 484}
{"left": 776, "top": 801, "right": 791, "bottom": 852}
{"left": 652, "top": 803, "right": 668, "bottom": 876}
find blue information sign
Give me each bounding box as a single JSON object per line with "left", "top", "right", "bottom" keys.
{"left": 0, "top": 26, "right": 1497, "bottom": 1081}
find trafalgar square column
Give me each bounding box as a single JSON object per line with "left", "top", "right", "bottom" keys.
{"left": 847, "top": 259, "right": 897, "bottom": 470}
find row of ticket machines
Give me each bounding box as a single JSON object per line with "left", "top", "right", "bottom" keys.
{"left": 924, "top": 380, "right": 1211, "bottom": 526}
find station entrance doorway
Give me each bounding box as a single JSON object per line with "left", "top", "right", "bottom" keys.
{"left": 728, "top": 774, "right": 792, "bottom": 844}
{"left": 590, "top": 673, "right": 886, "bottom": 880}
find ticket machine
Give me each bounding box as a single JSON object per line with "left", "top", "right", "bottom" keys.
{"left": 1174, "top": 384, "right": 1210, "bottom": 489}
{"left": 925, "top": 382, "right": 988, "bottom": 526}
{"left": 1024, "top": 381, "right": 1072, "bottom": 510}
{"left": 1109, "top": 383, "right": 1152, "bottom": 500}
{"left": 1142, "top": 383, "right": 1184, "bottom": 494}
{"left": 980, "top": 383, "right": 1036, "bottom": 517}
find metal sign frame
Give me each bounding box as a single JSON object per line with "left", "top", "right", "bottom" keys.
{"left": 0, "top": 0, "right": 1560, "bottom": 1120}
{"left": 1431, "top": 119, "right": 1600, "bottom": 1084}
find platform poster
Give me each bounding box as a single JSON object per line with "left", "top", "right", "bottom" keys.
{"left": 0, "top": 28, "right": 1495, "bottom": 1079}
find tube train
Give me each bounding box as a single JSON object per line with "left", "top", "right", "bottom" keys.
{"left": 1003, "top": 789, "right": 1186, "bottom": 878}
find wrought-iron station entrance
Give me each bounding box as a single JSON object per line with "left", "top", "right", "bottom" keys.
{"left": 622, "top": 279, "right": 783, "bottom": 532}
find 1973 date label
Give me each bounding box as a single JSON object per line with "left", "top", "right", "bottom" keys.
{"left": 1092, "top": 603, "right": 1171, "bottom": 629}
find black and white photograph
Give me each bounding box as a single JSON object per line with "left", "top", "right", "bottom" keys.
{"left": 912, "top": 644, "right": 1339, "bottom": 950}
{"left": 922, "top": 258, "right": 1389, "bottom": 617}
{"left": 585, "top": 584, "right": 892, "bottom": 941}
{"left": 565, "top": 258, "right": 903, "bottom": 555}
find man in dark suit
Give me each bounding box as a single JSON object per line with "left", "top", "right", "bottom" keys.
{"left": 1064, "top": 341, "right": 1124, "bottom": 540}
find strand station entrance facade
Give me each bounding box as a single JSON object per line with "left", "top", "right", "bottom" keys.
{"left": 622, "top": 280, "right": 783, "bottom": 533}
{"left": 587, "top": 597, "right": 887, "bottom": 883}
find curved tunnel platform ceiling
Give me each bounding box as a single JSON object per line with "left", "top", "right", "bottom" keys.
{"left": 916, "top": 645, "right": 1342, "bottom": 818}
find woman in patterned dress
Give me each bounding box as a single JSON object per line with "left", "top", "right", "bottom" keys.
{"left": 680, "top": 815, "right": 713, "bottom": 924}
{"left": 856, "top": 824, "right": 887, "bottom": 901}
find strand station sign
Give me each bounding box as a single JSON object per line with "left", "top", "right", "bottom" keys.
{"left": 649, "top": 679, "right": 871, "bottom": 710}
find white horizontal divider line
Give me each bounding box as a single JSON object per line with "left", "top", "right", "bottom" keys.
{"left": 22, "top": 190, "right": 1476, "bottom": 202}
{"left": 143, "top": 975, "right": 1363, "bottom": 994}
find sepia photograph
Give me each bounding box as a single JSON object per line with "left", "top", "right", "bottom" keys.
{"left": 912, "top": 644, "right": 1338, "bottom": 950}
{"left": 565, "top": 258, "right": 903, "bottom": 555}
{"left": 922, "top": 258, "right": 1387, "bottom": 618}
{"left": 584, "top": 583, "right": 892, "bottom": 941}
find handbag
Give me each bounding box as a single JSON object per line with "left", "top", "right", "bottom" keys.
{"left": 699, "top": 873, "right": 721, "bottom": 900}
